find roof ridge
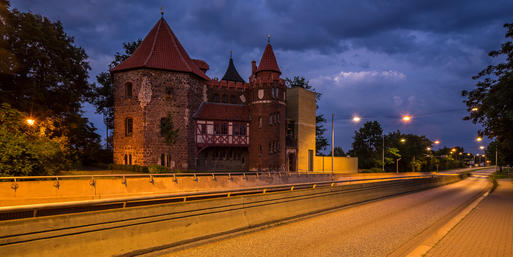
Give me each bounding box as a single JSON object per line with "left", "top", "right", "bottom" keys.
{"left": 144, "top": 18, "right": 162, "bottom": 66}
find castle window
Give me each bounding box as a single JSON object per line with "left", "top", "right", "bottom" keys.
{"left": 161, "top": 154, "right": 165, "bottom": 166}
{"left": 268, "top": 142, "right": 272, "bottom": 153}
{"left": 213, "top": 93, "right": 220, "bottom": 102}
{"left": 221, "top": 123, "right": 228, "bottom": 135}
{"left": 160, "top": 117, "right": 167, "bottom": 137}
{"left": 222, "top": 94, "right": 228, "bottom": 103}
{"left": 233, "top": 124, "right": 239, "bottom": 136}
{"left": 125, "top": 82, "right": 132, "bottom": 98}
{"left": 165, "top": 87, "right": 174, "bottom": 99}
{"left": 125, "top": 118, "right": 133, "bottom": 137}
{"left": 258, "top": 116, "right": 262, "bottom": 128}
{"left": 167, "top": 154, "right": 171, "bottom": 167}
{"left": 124, "top": 154, "right": 128, "bottom": 165}
{"left": 241, "top": 156, "right": 245, "bottom": 164}
{"left": 239, "top": 124, "right": 246, "bottom": 136}
{"left": 129, "top": 154, "right": 132, "bottom": 165}
{"left": 277, "top": 112, "right": 280, "bottom": 124}
{"left": 230, "top": 95, "right": 237, "bottom": 104}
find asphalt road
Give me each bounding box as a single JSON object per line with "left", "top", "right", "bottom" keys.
{"left": 150, "top": 169, "right": 495, "bottom": 257}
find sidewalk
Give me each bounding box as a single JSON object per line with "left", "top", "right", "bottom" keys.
{"left": 426, "top": 179, "right": 513, "bottom": 257}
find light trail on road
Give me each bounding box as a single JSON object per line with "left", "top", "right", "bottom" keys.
{"left": 146, "top": 168, "right": 495, "bottom": 257}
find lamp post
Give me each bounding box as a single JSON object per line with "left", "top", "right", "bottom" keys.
{"left": 396, "top": 158, "right": 401, "bottom": 174}
{"left": 331, "top": 113, "right": 334, "bottom": 176}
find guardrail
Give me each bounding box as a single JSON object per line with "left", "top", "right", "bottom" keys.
{"left": 0, "top": 174, "right": 436, "bottom": 220}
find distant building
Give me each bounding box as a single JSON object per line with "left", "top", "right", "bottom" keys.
{"left": 111, "top": 17, "right": 357, "bottom": 172}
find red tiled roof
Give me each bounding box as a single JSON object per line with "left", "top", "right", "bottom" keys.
{"left": 193, "top": 102, "right": 249, "bottom": 121}
{"left": 256, "top": 43, "right": 281, "bottom": 74}
{"left": 111, "top": 18, "right": 209, "bottom": 80}
{"left": 192, "top": 59, "right": 209, "bottom": 71}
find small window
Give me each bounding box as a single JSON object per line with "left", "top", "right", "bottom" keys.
{"left": 214, "top": 123, "right": 220, "bottom": 135}
{"left": 167, "top": 154, "right": 171, "bottom": 167}
{"left": 201, "top": 124, "right": 207, "bottom": 135}
{"left": 129, "top": 154, "right": 132, "bottom": 165}
{"left": 240, "top": 124, "right": 246, "bottom": 136}
{"left": 222, "top": 94, "right": 228, "bottom": 103}
{"left": 221, "top": 123, "right": 228, "bottom": 135}
{"left": 125, "top": 118, "right": 133, "bottom": 137}
{"left": 161, "top": 154, "right": 165, "bottom": 166}
{"left": 230, "top": 95, "right": 237, "bottom": 104}
{"left": 258, "top": 116, "right": 262, "bottom": 128}
{"left": 160, "top": 117, "right": 167, "bottom": 137}
{"left": 124, "top": 154, "right": 128, "bottom": 165}
{"left": 269, "top": 115, "right": 273, "bottom": 125}
{"left": 213, "top": 93, "right": 220, "bottom": 102}
{"left": 125, "top": 82, "right": 132, "bottom": 98}
{"left": 233, "top": 124, "right": 239, "bottom": 136}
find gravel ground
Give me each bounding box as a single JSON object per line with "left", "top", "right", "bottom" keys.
{"left": 151, "top": 170, "right": 493, "bottom": 257}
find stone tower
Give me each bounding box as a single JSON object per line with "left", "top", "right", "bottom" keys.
{"left": 247, "top": 40, "right": 287, "bottom": 171}
{"left": 110, "top": 17, "right": 208, "bottom": 170}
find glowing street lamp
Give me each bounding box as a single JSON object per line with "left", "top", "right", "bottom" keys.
{"left": 352, "top": 115, "right": 361, "bottom": 123}
{"left": 451, "top": 148, "right": 457, "bottom": 153}
{"left": 434, "top": 140, "right": 440, "bottom": 145}
{"left": 479, "top": 146, "right": 485, "bottom": 150}
{"left": 467, "top": 153, "right": 471, "bottom": 156}
{"left": 476, "top": 137, "right": 483, "bottom": 142}
{"left": 401, "top": 115, "right": 412, "bottom": 123}
{"left": 26, "top": 118, "right": 35, "bottom": 126}
{"left": 426, "top": 147, "right": 431, "bottom": 151}
{"left": 400, "top": 138, "right": 406, "bottom": 143}
{"left": 459, "top": 152, "right": 463, "bottom": 155}
{"left": 471, "top": 107, "right": 479, "bottom": 112}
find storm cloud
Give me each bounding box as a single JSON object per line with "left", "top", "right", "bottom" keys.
{"left": 13, "top": 0, "right": 513, "bottom": 153}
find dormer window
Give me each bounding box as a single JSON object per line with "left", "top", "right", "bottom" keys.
{"left": 125, "top": 82, "right": 133, "bottom": 98}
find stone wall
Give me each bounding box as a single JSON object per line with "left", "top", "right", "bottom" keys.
{"left": 113, "top": 69, "right": 205, "bottom": 170}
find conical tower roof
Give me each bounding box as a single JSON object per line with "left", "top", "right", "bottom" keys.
{"left": 256, "top": 43, "right": 281, "bottom": 74}
{"left": 111, "top": 18, "right": 208, "bottom": 80}
{"left": 221, "top": 56, "right": 245, "bottom": 83}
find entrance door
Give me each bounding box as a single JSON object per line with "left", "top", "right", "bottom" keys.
{"left": 308, "top": 150, "right": 313, "bottom": 172}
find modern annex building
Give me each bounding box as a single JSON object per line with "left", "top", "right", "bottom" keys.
{"left": 111, "top": 17, "right": 357, "bottom": 172}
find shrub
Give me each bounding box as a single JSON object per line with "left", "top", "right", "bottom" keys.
{"left": 108, "top": 163, "right": 148, "bottom": 173}
{"left": 148, "top": 164, "right": 169, "bottom": 173}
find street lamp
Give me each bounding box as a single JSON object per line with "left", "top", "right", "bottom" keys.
{"left": 434, "top": 140, "right": 440, "bottom": 145}
{"left": 476, "top": 136, "right": 483, "bottom": 142}
{"left": 426, "top": 147, "right": 431, "bottom": 151}
{"left": 26, "top": 118, "right": 35, "bottom": 126}
{"left": 352, "top": 115, "right": 361, "bottom": 123}
{"left": 400, "top": 138, "right": 406, "bottom": 143}
{"left": 401, "top": 115, "right": 412, "bottom": 123}
{"left": 479, "top": 146, "right": 485, "bottom": 150}
{"left": 471, "top": 107, "right": 479, "bottom": 112}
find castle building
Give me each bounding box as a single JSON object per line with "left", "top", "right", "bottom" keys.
{"left": 111, "top": 17, "right": 357, "bottom": 172}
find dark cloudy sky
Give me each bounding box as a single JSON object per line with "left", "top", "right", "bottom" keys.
{"left": 13, "top": 0, "right": 513, "bottom": 154}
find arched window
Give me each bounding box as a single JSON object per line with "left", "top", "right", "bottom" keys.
{"left": 213, "top": 93, "right": 220, "bottom": 102}
{"left": 125, "top": 118, "right": 133, "bottom": 136}
{"left": 125, "top": 82, "right": 132, "bottom": 98}
{"left": 160, "top": 117, "right": 167, "bottom": 137}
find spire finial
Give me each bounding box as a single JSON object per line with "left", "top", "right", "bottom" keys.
{"left": 160, "top": 6, "right": 164, "bottom": 17}
{"left": 267, "top": 34, "right": 271, "bottom": 43}
{"left": 230, "top": 50, "right": 232, "bottom": 58}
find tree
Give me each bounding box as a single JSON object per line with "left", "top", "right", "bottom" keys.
{"left": 462, "top": 23, "right": 513, "bottom": 166}
{"left": 328, "top": 146, "right": 345, "bottom": 156}
{"left": 0, "top": 3, "right": 102, "bottom": 167}
{"left": 285, "top": 76, "right": 328, "bottom": 155}
{"left": 0, "top": 103, "right": 70, "bottom": 176}
{"left": 91, "top": 40, "right": 141, "bottom": 149}
{"left": 349, "top": 121, "right": 383, "bottom": 169}
{"left": 161, "top": 112, "right": 179, "bottom": 145}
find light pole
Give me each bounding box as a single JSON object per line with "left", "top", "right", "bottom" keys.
{"left": 331, "top": 113, "right": 334, "bottom": 176}
{"left": 396, "top": 158, "right": 401, "bottom": 174}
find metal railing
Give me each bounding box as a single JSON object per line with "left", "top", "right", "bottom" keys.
{"left": 0, "top": 174, "right": 442, "bottom": 220}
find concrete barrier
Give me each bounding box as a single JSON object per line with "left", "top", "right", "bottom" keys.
{"left": 0, "top": 173, "right": 334, "bottom": 206}
{"left": 0, "top": 174, "right": 466, "bottom": 257}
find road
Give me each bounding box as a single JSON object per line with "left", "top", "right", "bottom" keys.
{"left": 146, "top": 168, "right": 494, "bottom": 257}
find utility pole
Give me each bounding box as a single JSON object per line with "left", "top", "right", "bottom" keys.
{"left": 331, "top": 113, "right": 334, "bottom": 176}
{"left": 382, "top": 134, "right": 385, "bottom": 172}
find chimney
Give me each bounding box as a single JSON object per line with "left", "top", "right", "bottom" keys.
{"left": 251, "top": 60, "right": 257, "bottom": 76}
